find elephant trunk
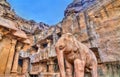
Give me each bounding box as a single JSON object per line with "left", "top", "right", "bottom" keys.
{"left": 55, "top": 47, "right": 66, "bottom": 77}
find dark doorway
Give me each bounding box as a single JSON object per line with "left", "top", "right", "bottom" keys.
{"left": 90, "top": 47, "right": 101, "bottom": 63}
{"left": 30, "top": 75, "right": 38, "bottom": 77}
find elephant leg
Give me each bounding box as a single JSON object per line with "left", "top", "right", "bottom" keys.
{"left": 65, "top": 60, "right": 73, "bottom": 77}
{"left": 74, "top": 59, "right": 85, "bottom": 77}
{"left": 91, "top": 63, "right": 98, "bottom": 77}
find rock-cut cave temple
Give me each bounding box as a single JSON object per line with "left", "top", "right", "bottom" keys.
{"left": 0, "top": 0, "right": 120, "bottom": 77}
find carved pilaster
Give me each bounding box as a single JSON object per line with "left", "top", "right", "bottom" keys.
{"left": 11, "top": 42, "right": 23, "bottom": 75}
{"left": 5, "top": 39, "right": 17, "bottom": 74}
{"left": 48, "top": 60, "right": 55, "bottom": 73}
{"left": 22, "top": 58, "right": 29, "bottom": 74}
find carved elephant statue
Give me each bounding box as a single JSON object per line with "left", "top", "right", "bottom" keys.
{"left": 55, "top": 33, "right": 97, "bottom": 77}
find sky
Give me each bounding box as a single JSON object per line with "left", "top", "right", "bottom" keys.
{"left": 7, "top": 0, "right": 72, "bottom": 25}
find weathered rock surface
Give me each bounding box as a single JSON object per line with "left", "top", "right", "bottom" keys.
{"left": 0, "top": 0, "right": 120, "bottom": 77}
{"left": 64, "top": 0, "right": 120, "bottom": 62}
{"left": 61, "top": 0, "right": 120, "bottom": 76}
{"left": 0, "top": 0, "right": 50, "bottom": 77}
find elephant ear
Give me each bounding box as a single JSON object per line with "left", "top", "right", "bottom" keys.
{"left": 66, "top": 34, "right": 79, "bottom": 52}
{"left": 72, "top": 36, "right": 79, "bottom": 52}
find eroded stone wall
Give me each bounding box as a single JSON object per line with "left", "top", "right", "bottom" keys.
{"left": 0, "top": 0, "right": 120, "bottom": 77}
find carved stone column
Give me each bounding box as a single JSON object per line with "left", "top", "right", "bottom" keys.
{"left": 48, "top": 59, "right": 54, "bottom": 73}
{"left": 0, "top": 38, "right": 11, "bottom": 74}
{"left": 11, "top": 42, "right": 23, "bottom": 75}
{"left": 53, "top": 32, "right": 57, "bottom": 45}
{"left": 5, "top": 39, "right": 17, "bottom": 74}
{"left": 22, "top": 58, "right": 29, "bottom": 74}
{"left": 47, "top": 40, "right": 51, "bottom": 58}
{"left": 11, "top": 49, "right": 19, "bottom": 75}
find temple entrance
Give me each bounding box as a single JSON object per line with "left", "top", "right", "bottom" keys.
{"left": 17, "top": 59, "right": 23, "bottom": 74}
{"left": 30, "top": 75, "right": 38, "bottom": 77}
{"left": 90, "top": 47, "right": 101, "bottom": 63}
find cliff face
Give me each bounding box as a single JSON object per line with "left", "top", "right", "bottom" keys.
{"left": 65, "top": 0, "right": 95, "bottom": 16}
{"left": 0, "top": 0, "right": 50, "bottom": 76}
{"left": 61, "top": 0, "right": 120, "bottom": 76}
{"left": 64, "top": 0, "right": 120, "bottom": 62}
{"left": 0, "top": 0, "right": 120, "bottom": 77}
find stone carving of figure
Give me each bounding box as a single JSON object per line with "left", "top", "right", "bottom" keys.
{"left": 55, "top": 33, "right": 97, "bottom": 77}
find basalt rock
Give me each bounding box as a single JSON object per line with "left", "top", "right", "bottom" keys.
{"left": 0, "top": 0, "right": 50, "bottom": 77}
{"left": 0, "top": 0, "right": 120, "bottom": 77}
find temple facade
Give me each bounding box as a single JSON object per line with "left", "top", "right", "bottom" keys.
{"left": 0, "top": 0, "right": 120, "bottom": 77}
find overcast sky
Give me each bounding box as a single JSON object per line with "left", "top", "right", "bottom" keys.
{"left": 7, "top": 0, "right": 72, "bottom": 25}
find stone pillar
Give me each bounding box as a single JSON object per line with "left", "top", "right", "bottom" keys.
{"left": 48, "top": 60, "right": 54, "bottom": 73}
{"left": 0, "top": 38, "right": 11, "bottom": 74}
{"left": 47, "top": 40, "right": 51, "bottom": 49}
{"left": 11, "top": 51, "right": 19, "bottom": 75}
{"left": 53, "top": 33, "right": 57, "bottom": 45}
{"left": 42, "top": 62, "right": 47, "bottom": 72}
{"left": 47, "top": 40, "right": 51, "bottom": 58}
{"left": 22, "top": 58, "right": 29, "bottom": 74}
{"left": 5, "top": 39, "right": 17, "bottom": 74}
{"left": 11, "top": 42, "right": 23, "bottom": 75}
